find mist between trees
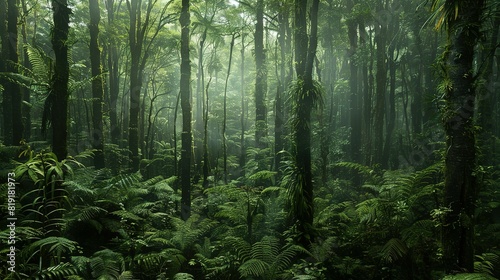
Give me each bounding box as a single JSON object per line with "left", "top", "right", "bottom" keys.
{"left": 0, "top": 0, "right": 499, "bottom": 279}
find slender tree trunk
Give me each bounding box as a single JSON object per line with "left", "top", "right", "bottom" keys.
{"left": 195, "top": 29, "right": 207, "bottom": 178}
{"left": 173, "top": 91, "right": 181, "bottom": 178}
{"left": 382, "top": 16, "right": 398, "bottom": 169}
{"left": 106, "top": 0, "right": 120, "bottom": 145}
{"left": 202, "top": 76, "right": 211, "bottom": 188}
{"left": 127, "top": 0, "right": 142, "bottom": 171}
{"left": 347, "top": 0, "right": 361, "bottom": 164}
{"left": 179, "top": 0, "right": 192, "bottom": 221}
{"left": 254, "top": 0, "right": 267, "bottom": 151}
{"left": 411, "top": 32, "right": 423, "bottom": 136}
{"left": 8, "top": 0, "right": 23, "bottom": 145}
{"left": 223, "top": 34, "right": 236, "bottom": 184}
{"left": 293, "top": 0, "right": 319, "bottom": 247}
{"left": 440, "top": 0, "right": 484, "bottom": 273}
{"left": 0, "top": 0, "right": 10, "bottom": 144}
{"left": 382, "top": 46, "right": 396, "bottom": 169}
{"left": 360, "top": 21, "right": 372, "bottom": 166}
{"left": 373, "top": 0, "right": 387, "bottom": 166}
{"left": 89, "top": 0, "right": 105, "bottom": 169}
{"left": 239, "top": 34, "right": 246, "bottom": 176}
{"left": 275, "top": 9, "right": 287, "bottom": 174}
{"left": 51, "top": 0, "right": 70, "bottom": 160}
{"left": 21, "top": 0, "right": 31, "bottom": 141}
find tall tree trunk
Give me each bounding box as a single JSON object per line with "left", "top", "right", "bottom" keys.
{"left": 202, "top": 75, "right": 211, "bottom": 188}
{"left": 254, "top": 0, "right": 267, "bottom": 151}
{"left": 179, "top": 0, "right": 192, "bottom": 221}
{"left": 373, "top": 0, "right": 387, "bottom": 166}
{"left": 239, "top": 34, "right": 246, "bottom": 177}
{"left": 275, "top": 8, "right": 288, "bottom": 174}
{"left": 360, "top": 21, "right": 372, "bottom": 166}
{"left": 195, "top": 29, "right": 207, "bottom": 178}
{"left": 21, "top": 0, "right": 31, "bottom": 141}
{"left": 347, "top": 0, "right": 361, "bottom": 164}
{"left": 382, "top": 15, "right": 398, "bottom": 169}
{"left": 106, "top": 0, "right": 120, "bottom": 145}
{"left": 477, "top": 15, "right": 499, "bottom": 167}
{"left": 411, "top": 33, "right": 423, "bottom": 136}
{"left": 223, "top": 34, "right": 236, "bottom": 184}
{"left": 439, "top": 0, "right": 484, "bottom": 273}
{"left": 51, "top": 0, "right": 70, "bottom": 160}
{"left": 0, "top": 0, "right": 10, "bottom": 144}
{"left": 293, "top": 0, "right": 319, "bottom": 248}
{"left": 127, "top": 0, "right": 143, "bottom": 171}
{"left": 89, "top": 0, "right": 105, "bottom": 169}
{"left": 8, "top": 0, "right": 23, "bottom": 145}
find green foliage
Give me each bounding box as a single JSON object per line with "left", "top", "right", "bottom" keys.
{"left": 225, "top": 235, "right": 310, "bottom": 280}
{"left": 71, "top": 249, "right": 133, "bottom": 279}
{"left": 441, "top": 273, "right": 498, "bottom": 280}
{"left": 474, "top": 253, "right": 500, "bottom": 277}
{"left": 173, "top": 273, "right": 194, "bottom": 280}
{"left": 33, "top": 262, "right": 78, "bottom": 280}
{"left": 24, "top": 237, "right": 78, "bottom": 263}
{"left": 380, "top": 238, "right": 408, "bottom": 263}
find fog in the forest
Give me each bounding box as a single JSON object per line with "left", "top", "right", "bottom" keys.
{"left": 0, "top": 0, "right": 499, "bottom": 279}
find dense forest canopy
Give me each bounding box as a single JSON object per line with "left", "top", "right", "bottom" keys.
{"left": 0, "top": 0, "right": 499, "bottom": 279}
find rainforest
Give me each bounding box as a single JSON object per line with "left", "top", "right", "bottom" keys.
{"left": 0, "top": 0, "right": 499, "bottom": 279}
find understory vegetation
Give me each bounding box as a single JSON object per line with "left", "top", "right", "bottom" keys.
{"left": 1, "top": 142, "right": 500, "bottom": 279}
{"left": 1, "top": 0, "right": 499, "bottom": 279}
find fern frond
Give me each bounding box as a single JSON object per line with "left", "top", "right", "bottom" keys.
{"left": 401, "top": 219, "right": 435, "bottom": 248}
{"left": 173, "top": 272, "right": 194, "bottom": 280}
{"left": 107, "top": 173, "right": 140, "bottom": 190}
{"left": 292, "top": 276, "right": 317, "bottom": 280}
{"left": 112, "top": 210, "right": 143, "bottom": 222}
{"left": 380, "top": 238, "right": 408, "bottom": 263}
{"left": 441, "top": 273, "right": 498, "bottom": 280}
{"left": 143, "top": 175, "right": 164, "bottom": 186}
{"left": 334, "top": 162, "right": 382, "bottom": 184}
{"left": 68, "top": 205, "right": 107, "bottom": 222}
{"left": 224, "top": 236, "right": 252, "bottom": 261}
{"left": 273, "top": 244, "right": 309, "bottom": 272}
{"left": 251, "top": 236, "right": 280, "bottom": 264}
{"left": 249, "top": 170, "right": 277, "bottom": 181}
{"left": 238, "top": 258, "right": 269, "bottom": 278}
{"left": 90, "top": 249, "right": 126, "bottom": 279}
{"left": 474, "top": 253, "right": 499, "bottom": 276}
{"left": 117, "top": 271, "right": 134, "bottom": 280}
{"left": 35, "top": 262, "right": 77, "bottom": 280}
